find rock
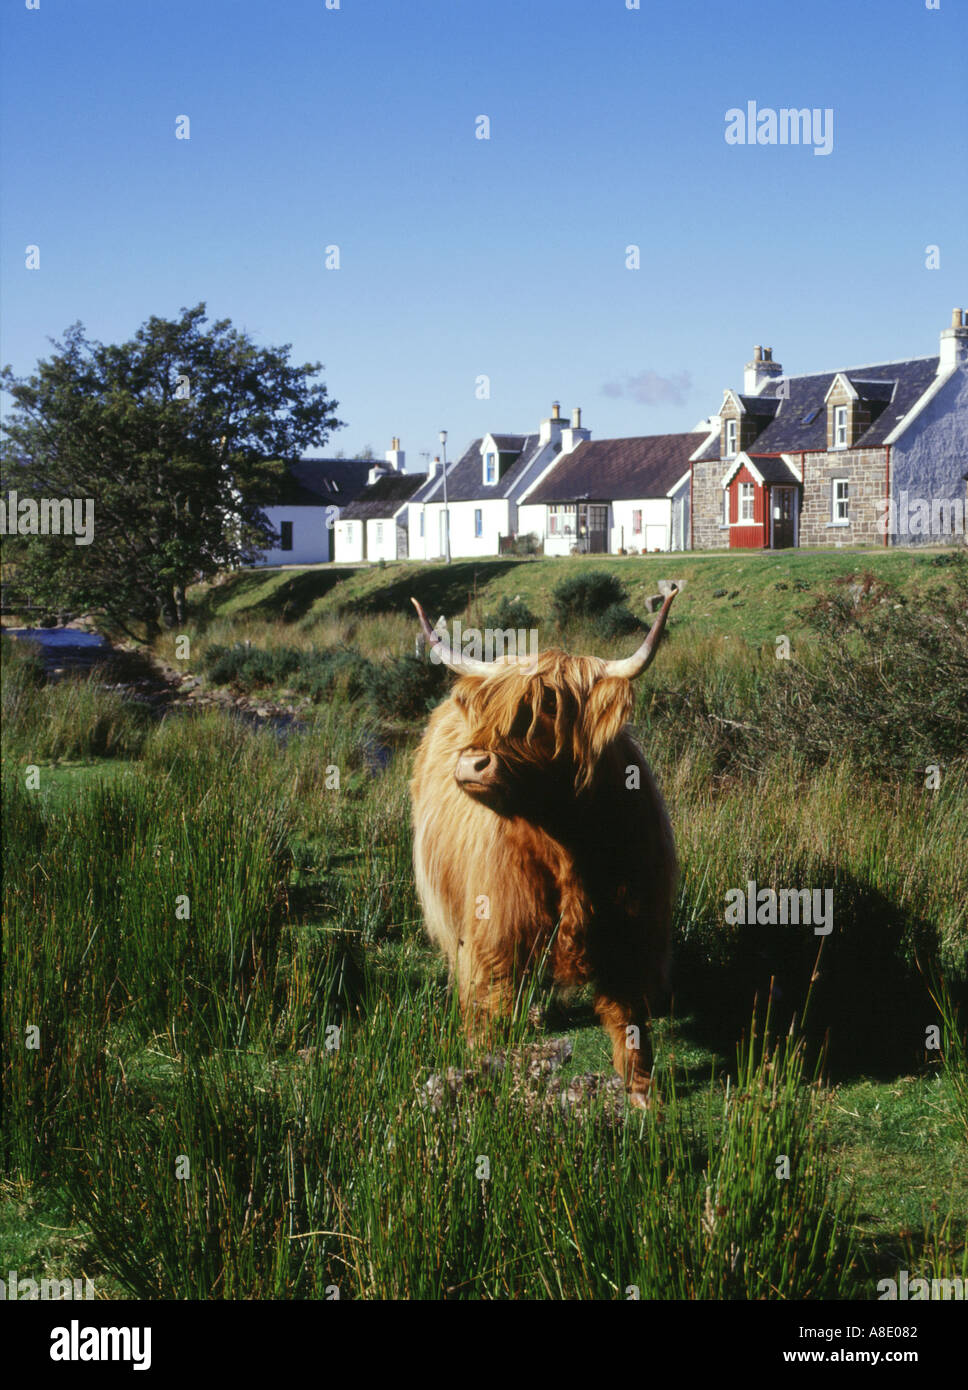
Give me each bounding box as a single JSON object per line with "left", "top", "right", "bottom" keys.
{"left": 658, "top": 579, "right": 686, "bottom": 596}
{"left": 712, "top": 588, "right": 727, "bottom": 598}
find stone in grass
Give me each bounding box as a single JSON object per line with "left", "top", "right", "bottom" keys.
{"left": 712, "top": 588, "right": 727, "bottom": 598}
{"left": 419, "top": 1038, "right": 574, "bottom": 1113}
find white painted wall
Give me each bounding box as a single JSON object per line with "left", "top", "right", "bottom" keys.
{"left": 256, "top": 505, "right": 335, "bottom": 565}
{"left": 611, "top": 498, "right": 673, "bottom": 553}
{"left": 407, "top": 498, "right": 510, "bottom": 559}
{"left": 333, "top": 518, "right": 365, "bottom": 563}
{"left": 365, "top": 516, "right": 405, "bottom": 561}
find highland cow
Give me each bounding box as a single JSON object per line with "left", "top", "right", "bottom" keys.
{"left": 409, "top": 587, "right": 678, "bottom": 1108}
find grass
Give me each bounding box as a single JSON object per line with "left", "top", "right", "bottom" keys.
{"left": 2, "top": 550, "right": 966, "bottom": 1300}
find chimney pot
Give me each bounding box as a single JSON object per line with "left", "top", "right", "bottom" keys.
{"left": 754, "top": 345, "right": 762, "bottom": 361}
{"left": 954, "top": 308, "right": 965, "bottom": 329}
{"left": 552, "top": 401, "right": 561, "bottom": 419}
{"left": 572, "top": 407, "right": 582, "bottom": 429}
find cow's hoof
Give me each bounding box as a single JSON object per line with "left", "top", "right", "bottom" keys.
{"left": 628, "top": 1087, "right": 657, "bottom": 1112}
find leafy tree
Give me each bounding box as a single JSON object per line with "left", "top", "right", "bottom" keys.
{"left": 1, "top": 304, "right": 344, "bottom": 637}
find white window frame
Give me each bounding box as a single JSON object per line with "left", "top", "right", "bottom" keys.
{"left": 484, "top": 452, "right": 497, "bottom": 484}
{"left": 375, "top": 521, "right": 383, "bottom": 544}
{"left": 722, "top": 488, "right": 730, "bottom": 526}
{"left": 832, "top": 478, "right": 849, "bottom": 524}
{"left": 474, "top": 508, "right": 483, "bottom": 538}
{"left": 739, "top": 482, "right": 755, "bottom": 523}
{"left": 833, "top": 405, "right": 848, "bottom": 449}
{"left": 725, "top": 419, "right": 738, "bottom": 459}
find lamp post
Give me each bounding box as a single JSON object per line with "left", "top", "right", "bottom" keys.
{"left": 439, "top": 429, "right": 451, "bottom": 563}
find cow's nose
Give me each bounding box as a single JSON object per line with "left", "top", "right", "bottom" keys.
{"left": 456, "top": 749, "right": 498, "bottom": 786}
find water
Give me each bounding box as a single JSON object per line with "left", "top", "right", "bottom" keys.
{"left": 6, "top": 627, "right": 114, "bottom": 674}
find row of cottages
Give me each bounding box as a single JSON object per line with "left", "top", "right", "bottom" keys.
{"left": 402, "top": 406, "right": 703, "bottom": 558}
{"left": 690, "top": 308, "right": 968, "bottom": 549}
{"left": 405, "top": 404, "right": 591, "bottom": 560}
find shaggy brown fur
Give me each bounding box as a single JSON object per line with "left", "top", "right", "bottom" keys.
{"left": 410, "top": 646, "right": 677, "bottom": 1108}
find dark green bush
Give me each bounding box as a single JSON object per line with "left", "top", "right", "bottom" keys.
{"left": 595, "top": 602, "right": 644, "bottom": 639}
{"left": 290, "top": 649, "right": 372, "bottom": 702}
{"left": 482, "top": 595, "right": 539, "bottom": 631}
{"left": 362, "top": 655, "right": 447, "bottom": 721}
{"left": 551, "top": 571, "right": 628, "bottom": 627}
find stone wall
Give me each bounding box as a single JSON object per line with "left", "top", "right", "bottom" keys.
{"left": 798, "top": 447, "right": 889, "bottom": 547}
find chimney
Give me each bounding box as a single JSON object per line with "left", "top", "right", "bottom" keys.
{"left": 744, "top": 344, "right": 784, "bottom": 394}
{"left": 384, "top": 437, "right": 405, "bottom": 472}
{"left": 560, "top": 406, "right": 590, "bottom": 456}
{"left": 939, "top": 307, "right": 968, "bottom": 372}
{"left": 428, "top": 455, "right": 441, "bottom": 479}
{"left": 540, "top": 401, "right": 565, "bottom": 445}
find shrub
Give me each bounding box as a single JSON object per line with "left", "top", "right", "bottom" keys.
{"left": 595, "top": 602, "right": 644, "bottom": 639}
{"left": 482, "top": 595, "right": 539, "bottom": 631}
{"left": 551, "top": 571, "right": 628, "bottom": 627}
{"left": 362, "top": 655, "right": 448, "bottom": 721}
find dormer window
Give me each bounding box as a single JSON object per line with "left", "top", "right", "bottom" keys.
{"left": 833, "top": 405, "right": 848, "bottom": 449}
{"left": 725, "top": 420, "right": 738, "bottom": 458}
{"left": 484, "top": 452, "right": 497, "bottom": 484}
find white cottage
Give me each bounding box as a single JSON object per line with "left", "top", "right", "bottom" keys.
{"left": 406, "top": 404, "right": 590, "bottom": 559}
{"left": 256, "top": 458, "right": 372, "bottom": 566}
{"left": 525, "top": 434, "right": 699, "bottom": 554}
{"left": 333, "top": 440, "right": 427, "bottom": 562}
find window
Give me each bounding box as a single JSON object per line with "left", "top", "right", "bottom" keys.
{"left": 632, "top": 509, "right": 642, "bottom": 535}
{"left": 474, "top": 508, "right": 483, "bottom": 538}
{"left": 833, "top": 405, "right": 848, "bottom": 449}
{"left": 739, "top": 483, "right": 755, "bottom": 523}
{"left": 280, "top": 521, "right": 293, "bottom": 551}
{"left": 484, "top": 452, "right": 497, "bottom": 484}
{"left": 832, "top": 478, "right": 849, "bottom": 523}
{"left": 725, "top": 419, "right": 738, "bottom": 458}
{"left": 375, "top": 522, "right": 384, "bottom": 544}
{"left": 419, "top": 511, "right": 424, "bottom": 538}
{"left": 723, "top": 488, "right": 730, "bottom": 525}
{"left": 548, "top": 504, "right": 576, "bottom": 536}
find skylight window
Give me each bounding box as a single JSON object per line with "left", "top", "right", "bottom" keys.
{"left": 801, "top": 407, "right": 820, "bottom": 425}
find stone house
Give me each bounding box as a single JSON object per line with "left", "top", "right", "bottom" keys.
{"left": 689, "top": 309, "right": 968, "bottom": 549}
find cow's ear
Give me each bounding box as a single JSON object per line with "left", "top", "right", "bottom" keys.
{"left": 580, "top": 676, "right": 633, "bottom": 758}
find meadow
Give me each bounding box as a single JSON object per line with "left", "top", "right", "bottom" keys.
{"left": 2, "top": 548, "right": 966, "bottom": 1300}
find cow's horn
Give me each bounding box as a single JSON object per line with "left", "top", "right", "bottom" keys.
{"left": 411, "top": 597, "right": 494, "bottom": 676}
{"left": 602, "top": 584, "right": 678, "bottom": 679}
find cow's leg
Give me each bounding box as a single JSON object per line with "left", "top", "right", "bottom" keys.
{"left": 594, "top": 993, "right": 656, "bottom": 1109}
{"left": 457, "top": 937, "right": 517, "bottom": 1050}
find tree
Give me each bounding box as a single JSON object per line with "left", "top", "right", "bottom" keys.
{"left": 0, "top": 304, "right": 345, "bottom": 637}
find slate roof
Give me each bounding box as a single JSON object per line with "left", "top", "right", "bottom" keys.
{"left": 693, "top": 356, "right": 940, "bottom": 461}
{"left": 746, "top": 454, "right": 801, "bottom": 485}
{"left": 273, "top": 458, "right": 373, "bottom": 506}
{"left": 529, "top": 435, "right": 697, "bottom": 504}
{"left": 338, "top": 472, "right": 428, "bottom": 522}
{"left": 408, "top": 434, "right": 547, "bottom": 505}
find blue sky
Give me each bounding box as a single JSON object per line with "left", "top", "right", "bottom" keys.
{"left": 2, "top": 0, "right": 966, "bottom": 466}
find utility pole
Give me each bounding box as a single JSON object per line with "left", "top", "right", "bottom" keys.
{"left": 440, "top": 429, "right": 451, "bottom": 563}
